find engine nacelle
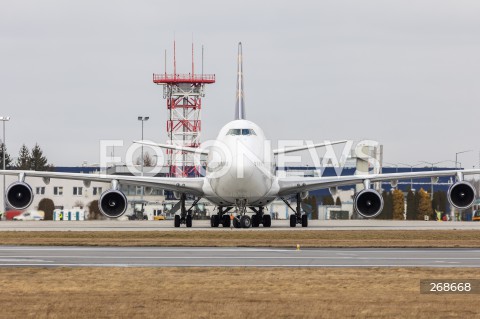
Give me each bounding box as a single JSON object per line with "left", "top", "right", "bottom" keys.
{"left": 6, "top": 182, "right": 34, "bottom": 210}
{"left": 354, "top": 189, "right": 384, "bottom": 218}
{"left": 99, "top": 189, "right": 128, "bottom": 218}
{"left": 448, "top": 181, "right": 476, "bottom": 209}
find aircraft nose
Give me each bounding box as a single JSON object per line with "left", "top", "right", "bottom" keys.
{"left": 229, "top": 159, "right": 255, "bottom": 179}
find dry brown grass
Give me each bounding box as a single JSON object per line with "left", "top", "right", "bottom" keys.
{"left": 0, "top": 267, "right": 478, "bottom": 319}
{"left": 0, "top": 230, "right": 480, "bottom": 247}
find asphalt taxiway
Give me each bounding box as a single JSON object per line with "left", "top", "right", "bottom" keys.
{"left": 0, "top": 220, "right": 479, "bottom": 231}
{"left": 0, "top": 246, "right": 479, "bottom": 267}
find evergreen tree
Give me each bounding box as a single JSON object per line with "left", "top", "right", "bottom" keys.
{"left": 432, "top": 191, "right": 439, "bottom": 211}
{"left": 417, "top": 188, "right": 433, "bottom": 220}
{"left": 16, "top": 144, "right": 30, "bottom": 170}
{"left": 322, "top": 194, "right": 335, "bottom": 205}
{"left": 29, "top": 143, "right": 49, "bottom": 171}
{"left": 406, "top": 189, "right": 416, "bottom": 220}
{"left": 438, "top": 191, "right": 447, "bottom": 213}
{"left": 385, "top": 192, "right": 394, "bottom": 219}
{"left": 380, "top": 190, "right": 394, "bottom": 219}
{"left": 378, "top": 190, "right": 389, "bottom": 219}
{"left": 38, "top": 198, "right": 55, "bottom": 220}
{"left": 392, "top": 189, "right": 405, "bottom": 220}
{"left": 335, "top": 196, "right": 341, "bottom": 206}
{"left": 414, "top": 190, "right": 421, "bottom": 217}
{"left": 0, "top": 143, "right": 12, "bottom": 169}
{"left": 311, "top": 196, "right": 318, "bottom": 219}
{"left": 431, "top": 190, "right": 448, "bottom": 220}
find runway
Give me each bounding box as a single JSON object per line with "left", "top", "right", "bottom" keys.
{"left": 0, "top": 246, "right": 479, "bottom": 267}
{"left": 1, "top": 219, "right": 480, "bottom": 231}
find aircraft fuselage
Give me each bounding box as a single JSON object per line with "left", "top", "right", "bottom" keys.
{"left": 202, "top": 119, "right": 279, "bottom": 207}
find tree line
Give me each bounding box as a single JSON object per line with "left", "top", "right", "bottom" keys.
{"left": 303, "top": 187, "right": 451, "bottom": 220}
{"left": 378, "top": 188, "right": 447, "bottom": 220}
{"left": 37, "top": 198, "right": 104, "bottom": 220}
{"left": 0, "top": 143, "right": 52, "bottom": 171}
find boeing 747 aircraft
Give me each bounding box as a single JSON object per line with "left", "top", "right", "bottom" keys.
{"left": 1, "top": 43, "right": 479, "bottom": 228}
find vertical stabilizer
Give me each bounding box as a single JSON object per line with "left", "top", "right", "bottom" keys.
{"left": 235, "top": 42, "right": 246, "bottom": 120}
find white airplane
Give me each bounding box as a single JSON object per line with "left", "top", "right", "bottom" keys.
{"left": 1, "top": 43, "right": 479, "bottom": 228}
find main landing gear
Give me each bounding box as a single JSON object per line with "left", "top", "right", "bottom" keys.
{"left": 174, "top": 194, "right": 200, "bottom": 228}
{"left": 281, "top": 193, "right": 308, "bottom": 228}
{"left": 250, "top": 207, "right": 271, "bottom": 228}
{"left": 210, "top": 205, "right": 271, "bottom": 229}
{"left": 210, "top": 206, "right": 234, "bottom": 227}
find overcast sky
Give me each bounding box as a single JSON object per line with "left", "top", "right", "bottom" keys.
{"left": 1, "top": 0, "right": 479, "bottom": 169}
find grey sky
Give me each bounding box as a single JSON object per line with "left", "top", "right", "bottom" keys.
{"left": 1, "top": 0, "right": 479, "bottom": 168}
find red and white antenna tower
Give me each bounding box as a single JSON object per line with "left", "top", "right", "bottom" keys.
{"left": 153, "top": 42, "right": 215, "bottom": 177}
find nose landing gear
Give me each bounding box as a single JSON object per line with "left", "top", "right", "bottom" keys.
{"left": 233, "top": 200, "right": 249, "bottom": 228}
{"left": 239, "top": 215, "right": 251, "bottom": 228}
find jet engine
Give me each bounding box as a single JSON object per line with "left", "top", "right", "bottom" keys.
{"left": 99, "top": 189, "right": 128, "bottom": 218}
{"left": 6, "top": 182, "right": 34, "bottom": 210}
{"left": 354, "top": 189, "right": 384, "bottom": 218}
{"left": 448, "top": 181, "right": 476, "bottom": 209}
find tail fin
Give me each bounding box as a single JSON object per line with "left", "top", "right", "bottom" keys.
{"left": 235, "top": 42, "right": 246, "bottom": 120}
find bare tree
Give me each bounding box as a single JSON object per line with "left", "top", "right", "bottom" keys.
{"left": 136, "top": 152, "right": 154, "bottom": 167}
{"left": 87, "top": 200, "right": 104, "bottom": 220}
{"left": 74, "top": 200, "right": 84, "bottom": 209}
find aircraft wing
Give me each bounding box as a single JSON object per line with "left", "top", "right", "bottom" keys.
{"left": 0, "top": 170, "right": 205, "bottom": 196}
{"left": 133, "top": 140, "right": 209, "bottom": 156}
{"left": 273, "top": 140, "right": 347, "bottom": 155}
{"left": 278, "top": 169, "right": 480, "bottom": 196}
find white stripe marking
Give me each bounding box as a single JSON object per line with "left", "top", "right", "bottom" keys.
{"left": 2, "top": 256, "right": 480, "bottom": 260}
{"left": 0, "top": 264, "right": 479, "bottom": 268}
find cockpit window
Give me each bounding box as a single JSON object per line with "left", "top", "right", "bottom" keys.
{"left": 227, "top": 129, "right": 256, "bottom": 136}
{"left": 227, "top": 129, "right": 241, "bottom": 135}
{"left": 242, "top": 129, "right": 256, "bottom": 135}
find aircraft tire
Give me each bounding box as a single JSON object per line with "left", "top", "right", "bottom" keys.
{"left": 210, "top": 215, "right": 220, "bottom": 227}
{"left": 240, "top": 215, "right": 252, "bottom": 228}
{"left": 301, "top": 214, "right": 308, "bottom": 227}
{"left": 233, "top": 217, "right": 241, "bottom": 228}
{"left": 174, "top": 215, "right": 181, "bottom": 228}
{"left": 186, "top": 215, "right": 192, "bottom": 228}
{"left": 252, "top": 215, "right": 260, "bottom": 227}
{"left": 262, "top": 214, "right": 271, "bottom": 227}
{"left": 222, "top": 215, "right": 231, "bottom": 227}
{"left": 290, "top": 214, "right": 296, "bottom": 227}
